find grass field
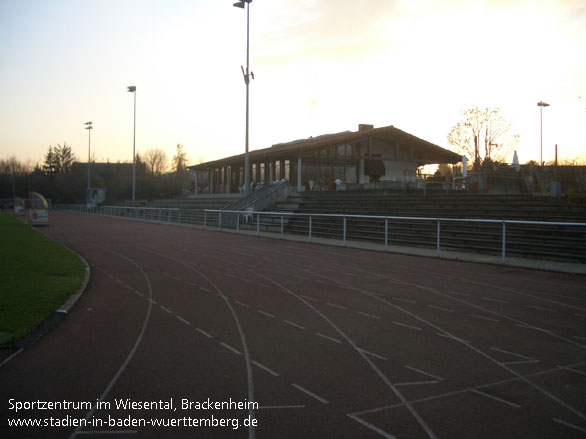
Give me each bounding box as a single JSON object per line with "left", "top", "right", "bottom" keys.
{"left": 0, "top": 212, "right": 84, "bottom": 347}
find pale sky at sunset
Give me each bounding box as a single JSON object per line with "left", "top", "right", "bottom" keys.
{"left": 1, "top": 0, "right": 584, "bottom": 168}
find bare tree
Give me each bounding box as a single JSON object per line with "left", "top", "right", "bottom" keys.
{"left": 144, "top": 148, "right": 168, "bottom": 176}
{"left": 448, "top": 107, "right": 519, "bottom": 167}
{"left": 172, "top": 144, "right": 188, "bottom": 178}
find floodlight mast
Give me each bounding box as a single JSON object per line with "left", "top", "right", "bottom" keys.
{"left": 537, "top": 101, "right": 550, "bottom": 166}
{"left": 128, "top": 86, "right": 137, "bottom": 200}
{"left": 234, "top": 0, "right": 253, "bottom": 194}
{"left": 85, "top": 121, "right": 93, "bottom": 201}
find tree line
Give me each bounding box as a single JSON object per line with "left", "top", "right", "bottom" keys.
{"left": 0, "top": 144, "right": 193, "bottom": 204}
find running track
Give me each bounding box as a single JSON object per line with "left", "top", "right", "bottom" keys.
{"left": 1, "top": 211, "right": 586, "bottom": 438}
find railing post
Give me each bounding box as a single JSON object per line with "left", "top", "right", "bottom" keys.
{"left": 384, "top": 218, "right": 388, "bottom": 249}
{"left": 256, "top": 213, "right": 260, "bottom": 235}
{"left": 237, "top": 213, "right": 240, "bottom": 232}
{"left": 309, "top": 215, "right": 312, "bottom": 241}
{"left": 436, "top": 219, "right": 441, "bottom": 256}
{"left": 219, "top": 212, "right": 222, "bottom": 230}
{"left": 501, "top": 221, "right": 507, "bottom": 264}
{"left": 280, "top": 215, "right": 284, "bottom": 237}
{"left": 343, "top": 216, "right": 347, "bottom": 245}
{"left": 204, "top": 211, "right": 207, "bottom": 228}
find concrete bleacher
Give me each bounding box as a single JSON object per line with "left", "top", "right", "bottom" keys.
{"left": 264, "top": 191, "right": 586, "bottom": 262}
{"left": 121, "top": 195, "right": 240, "bottom": 224}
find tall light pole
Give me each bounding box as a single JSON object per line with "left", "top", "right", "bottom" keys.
{"left": 234, "top": 0, "right": 253, "bottom": 193}
{"left": 84, "top": 121, "right": 93, "bottom": 202}
{"left": 128, "top": 86, "right": 137, "bottom": 200}
{"left": 537, "top": 101, "right": 550, "bottom": 166}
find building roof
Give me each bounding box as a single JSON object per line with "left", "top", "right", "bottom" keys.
{"left": 189, "top": 124, "right": 462, "bottom": 170}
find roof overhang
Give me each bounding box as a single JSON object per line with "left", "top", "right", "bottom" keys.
{"left": 189, "top": 124, "right": 462, "bottom": 171}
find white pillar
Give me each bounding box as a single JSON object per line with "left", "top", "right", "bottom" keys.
{"left": 209, "top": 169, "right": 213, "bottom": 194}
{"left": 194, "top": 171, "right": 198, "bottom": 195}
{"left": 462, "top": 156, "right": 467, "bottom": 178}
{"left": 297, "top": 157, "right": 302, "bottom": 191}
{"left": 226, "top": 166, "right": 231, "bottom": 194}
{"left": 269, "top": 162, "right": 274, "bottom": 183}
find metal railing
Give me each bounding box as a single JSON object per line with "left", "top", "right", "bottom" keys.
{"left": 54, "top": 204, "right": 586, "bottom": 263}
{"left": 204, "top": 209, "right": 586, "bottom": 263}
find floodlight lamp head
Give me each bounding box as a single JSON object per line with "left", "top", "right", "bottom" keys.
{"left": 537, "top": 101, "right": 550, "bottom": 107}
{"left": 127, "top": 86, "right": 136, "bottom": 93}
{"left": 233, "top": 2, "right": 245, "bottom": 8}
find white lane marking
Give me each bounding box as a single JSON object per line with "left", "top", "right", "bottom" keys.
{"left": 252, "top": 360, "right": 280, "bottom": 376}
{"left": 490, "top": 347, "right": 534, "bottom": 360}
{"left": 283, "top": 320, "right": 306, "bottom": 330}
{"left": 185, "top": 281, "right": 196, "bottom": 287}
{"left": 446, "top": 290, "right": 470, "bottom": 297}
{"left": 235, "top": 301, "right": 251, "bottom": 308}
{"left": 427, "top": 305, "right": 454, "bottom": 313}
{"left": 395, "top": 381, "right": 438, "bottom": 386}
{"left": 392, "top": 321, "right": 422, "bottom": 331}
{"left": 196, "top": 328, "right": 213, "bottom": 339}
{"left": 392, "top": 297, "right": 416, "bottom": 304}
{"left": 482, "top": 297, "right": 509, "bottom": 304}
{"left": 502, "top": 360, "right": 539, "bottom": 365}
{"left": 557, "top": 365, "right": 586, "bottom": 376}
{"left": 69, "top": 252, "right": 153, "bottom": 439}
{"left": 0, "top": 348, "right": 24, "bottom": 368}
{"left": 200, "top": 286, "right": 211, "bottom": 293}
{"left": 258, "top": 283, "right": 270, "bottom": 288}
{"left": 241, "top": 277, "right": 253, "bottom": 282}
{"left": 160, "top": 306, "right": 172, "bottom": 314}
{"left": 468, "top": 314, "right": 499, "bottom": 322}
{"left": 437, "top": 332, "right": 471, "bottom": 343}
{"left": 220, "top": 342, "right": 242, "bottom": 355}
{"left": 347, "top": 414, "right": 396, "bottom": 439}
{"left": 134, "top": 290, "right": 143, "bottom": 297}
{"left": 148, "top": 298, "right": 158, "bottom": 305}
{"left": 225, "top": 273, "right": 236, "bottom": 278}
{"left": 171, "top": 275, "right": 181, "bottom": 281}
{"left": 525, "top": 305, "right": 556, "bottom": 312}
{"left": 358, "top": 311, "right": 382, "bottom": 320}
{"left": 469, "top": 389, "right": 521, "bottom": 408}
{"left": 574, "top": 336, "right": 586, "bottom": 341}
{"left": 315, "top": 332, "right": 343, "bottom": 344}
{"left": 257, "top": 309, "right": 276, "bottom": 318}
{"left": 300, "top": 294, "right": 318, "bottom": 302}
{"left": 176, "top": 315, "right": 191, "bottom": 325}
{"left": 125, "top": 284, "right": 133, "bottom": 290}
{"left": 291, "top": 384, "right": 329, "bottom": 404}
{"left": 326, "top": 302, "right": 347, "bottom": 310}
{"left": 552, "top": 418, "right": 586, "bottom": 434}
{"left": 258, "top": 405, "right": 305, "bottom": 409}
{"left": 404, "top": 366, "right": 444, "bottom": 381}
{"left": 358, "top": 348, "right": 388, "bottom": 361}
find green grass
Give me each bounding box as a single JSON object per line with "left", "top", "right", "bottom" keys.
{"left": 0, "top": 212, "right": 84, "bottom": 347}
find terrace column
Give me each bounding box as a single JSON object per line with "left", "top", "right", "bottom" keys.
{"left": 297, "top": 157, "right": 302, "bottom": 191}
{"left": 269, "top": 162, "right": 273, "bottom": 183}
{"left": 226, "top": 166, "right": 231, "bottom": 194}
{"left": 209, "top": 169, "right": 214, "bottom": 194}
{"left": 194, "top": 171, "right": 198, "bottom": 195}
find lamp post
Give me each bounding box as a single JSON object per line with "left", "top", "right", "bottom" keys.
{"left": 233, "top": 0, "right": 253, "bottom": 193}
{"left": 84, "top": 121, "right": 93, "bottom": 203}
{"left": 537, "top": 101, "right": 550, "bottom": 166}
{"left": 128, "top": 86, "right": 137, "bottom": 200}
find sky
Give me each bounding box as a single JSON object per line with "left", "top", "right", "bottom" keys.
{"left": 1, "top": 0, "right": 585, "bottom": 169}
